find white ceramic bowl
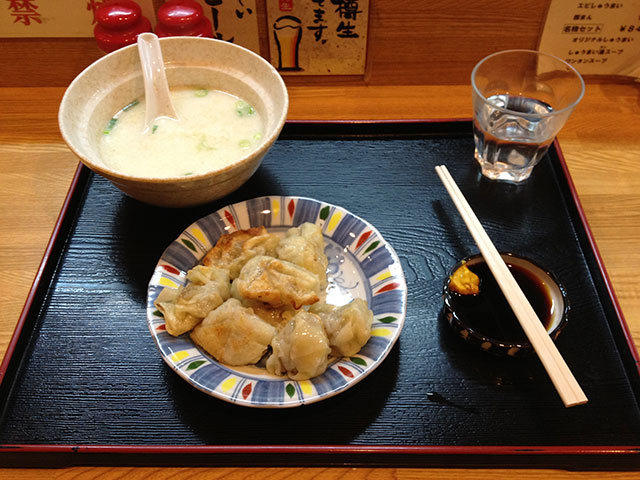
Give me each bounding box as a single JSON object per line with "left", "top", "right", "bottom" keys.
{"left": 59, "top": 37, "right": 288, "bottom": 208}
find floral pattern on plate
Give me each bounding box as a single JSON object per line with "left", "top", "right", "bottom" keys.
{"left": 147, "top": 196, "right": 407, "bottom": 407}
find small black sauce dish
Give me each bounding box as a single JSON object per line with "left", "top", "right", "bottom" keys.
{"left": 442, "top": 252, "right": 569, "bottom": 357}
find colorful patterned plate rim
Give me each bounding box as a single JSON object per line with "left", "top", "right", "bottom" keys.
{"left": 146, "top": 196, "right": 407, "bottom": 408}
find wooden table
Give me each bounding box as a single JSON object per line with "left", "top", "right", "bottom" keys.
{"left": 1, "top": 82, "right": 639, "bottom": 479}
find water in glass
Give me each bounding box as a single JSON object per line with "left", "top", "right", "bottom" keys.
{"left": 474, "top": 94, "right": 554, "bottom": 183}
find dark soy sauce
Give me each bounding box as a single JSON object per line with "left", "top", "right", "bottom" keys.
{"left": 450, "top": 261, "right": 553, "bottom": 342}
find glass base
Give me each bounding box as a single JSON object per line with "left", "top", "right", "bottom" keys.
{"left": 475, "top": 150, "right": 535, "bottom": 184}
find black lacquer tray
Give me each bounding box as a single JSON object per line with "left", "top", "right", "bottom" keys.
{"left": 1, "top": 120, "right": 639, "bottom": 468}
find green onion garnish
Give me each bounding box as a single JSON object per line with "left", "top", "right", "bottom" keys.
{"left": 235, "top": 100, "right": 256, "bottom": 117}
{"left": 197, "top": 135, "right": 214, "bottom": 151}
{"left": 122, "top": 99, "right": 139, "bottom": 111}
{"left": 103, "top": 117, "right": 118, "bottom": 134}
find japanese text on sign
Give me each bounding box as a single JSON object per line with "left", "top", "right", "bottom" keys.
{"left": 267, "top": 0, "right": 370, "bottom": 75}
{"left": 6, "top": 0, "right": 42, "bottom": 26}
{"left": 539, "top": 0, "right": 640, "bottom": 78}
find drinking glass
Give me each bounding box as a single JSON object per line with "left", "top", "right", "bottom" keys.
{"left": 471, "top": 50, "right": 585, "bottom": 183}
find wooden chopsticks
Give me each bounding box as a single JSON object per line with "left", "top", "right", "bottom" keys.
{"left": 435, "top": 165, "right": 588, "bottom": 408}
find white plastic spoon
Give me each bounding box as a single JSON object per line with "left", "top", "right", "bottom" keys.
{"left": 137, "top": 32, "right": 179, "bottom": 134}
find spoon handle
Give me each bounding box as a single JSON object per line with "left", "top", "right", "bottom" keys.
{"left": 137, "top": 32, "right": 178, "bottom": 133}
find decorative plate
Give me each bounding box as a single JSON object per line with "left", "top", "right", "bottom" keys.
{"left": 147, "top": 196, "right": 407, "bottom": 408}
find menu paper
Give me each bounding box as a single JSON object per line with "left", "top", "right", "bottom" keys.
{"left": 266, "top": 0, "right": 370, "bottom": 75}
{"left": 538, "top": 0, "right": 640, "bottom": 79}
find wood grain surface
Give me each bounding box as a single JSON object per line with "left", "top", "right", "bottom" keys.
{"left": 1, "top": 79, "right": 639, "bottom": 478}
{"left": 1, "top": 467, "right": 639, "bottom": 480}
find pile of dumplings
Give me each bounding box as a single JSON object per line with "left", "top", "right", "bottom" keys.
{"left": 155, "top": 222, "right": 374, "bottom": 380}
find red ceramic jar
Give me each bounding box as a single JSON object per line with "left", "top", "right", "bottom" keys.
{"left": 156, "top": 0, "right": 213, "bottom": 38}
{"left": 94, "top": 0, "right": 152, "bottom": 53}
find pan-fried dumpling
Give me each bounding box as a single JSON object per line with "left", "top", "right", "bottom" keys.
{"left": 233, "top": 255, "right": 320, "bottom": 309}
{"left": 243, "top": 301, "right": 297, "bottom": 329}
{"left": 155, "top": 265, "right": 231, "bottom": 336}
{"left": 276, "top": 222, "right": 328, "bottom": 288}
{"left": 230, "top": 281, "right": 297, "bottom": 329}
{"left": 266, "top": 310, "right": 331, "bottom": 380}
{"left": 202, "top": 226, "right": 279, "bottom": 279}
{"left": 190, "top": 298, "right": 276, "bottom": 366}
{"left": 309, "top": 298, "right": 373, "bottom": 356}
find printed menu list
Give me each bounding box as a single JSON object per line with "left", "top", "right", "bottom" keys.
{"left": 539, "top": 0, "right": 640, "bottom": 79}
